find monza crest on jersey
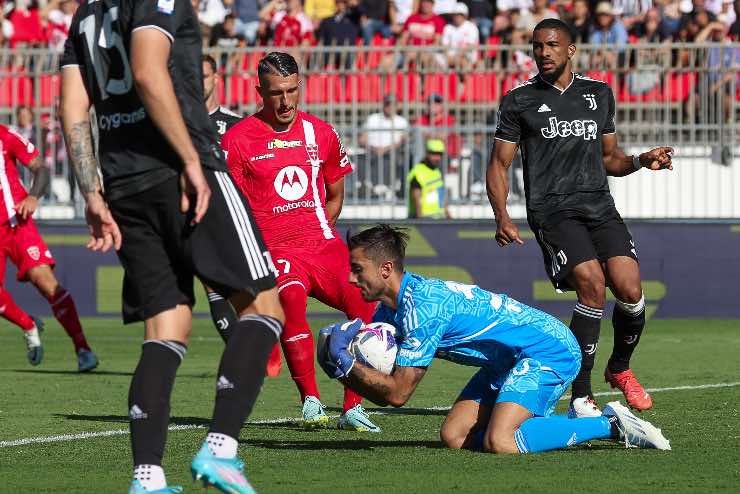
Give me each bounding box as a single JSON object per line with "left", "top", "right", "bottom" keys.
{"left": 306, "top": 143, "right": 319, "bottom": 163}
{"left": 27, "top": 246, "right": 40, "bottom": 260}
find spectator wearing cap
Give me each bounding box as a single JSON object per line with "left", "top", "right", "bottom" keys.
{"left": 438, "top": 3, "right": 480, "bottom": 71}
{"left": 591, "top": 2, "right": 629, "bottom": 67}
{"left": 358, "top": 94, "right": 410, "bottom": 198}
{"left": 414, "top": 93, "right": 462, "bottom": 159}
{"left": 358, "top": 0, "right": 396, "bottom": 44}
{"left": 408, "top": 139, "right": 451, "bottom": 219}
{"left": 398, "top": 0, "right": 446, "bottom": 69}
{"left": 317, "top": 0, "right": 361, "bottom": 68}
{"left": 462, "top": 1, "right": 494, "bottom": 41}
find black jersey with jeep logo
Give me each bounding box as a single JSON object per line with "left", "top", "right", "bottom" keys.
{"left": 60, "top": 0, "right": 226, "bottom": 201}
{"left": 495, "top": 73, "right": 618, "bottom": 227}
{"left": 209, "top": 106, "right": 241, "bottom": 143}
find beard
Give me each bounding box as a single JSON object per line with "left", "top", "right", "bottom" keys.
{"left": 539, "top": 61, "right": 568, "bottom": 84}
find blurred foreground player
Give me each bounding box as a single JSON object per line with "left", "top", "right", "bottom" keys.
{"left": 223, "top": 51, "right": 380, "bottom": 432}
{"left": 0, "top": 123, "right": 97, "bottom": 371}
{"left": 61, "top": 0, "right": 284, "bottom": 492}
{"left": 487, "top": 19, "right": 674, "bottom": 416}
{"left": 319, "top": 225, "right": 671, "bottom": 454}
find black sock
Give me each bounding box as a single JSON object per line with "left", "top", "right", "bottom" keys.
{"left": 207, "top": 292, "right": 237, "bottom": 343}
{"left": 209, "top": 314, "right": 282, "bottom": 439}
{"left": 128, "top": 340, "right": 186, "bottom": 466}
{"left": 570, "top": 303, "right": 603, "bottom": 400}
{"left": 608, "top": 299, "right": 646, "bottom": 374}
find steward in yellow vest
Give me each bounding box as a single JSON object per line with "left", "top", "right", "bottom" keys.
{"left": 408, "top": 139, "right": 450, "bottom": 219}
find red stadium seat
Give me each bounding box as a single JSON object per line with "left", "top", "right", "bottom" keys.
{"left": 460, "top": 72, "right": 498, "bottom": 102}
{"left": 0, "top": 74, "right": 34, "bottom": 107}
{"left": 666, "top": 72, "right": 694, "bottom": 102}
{"left": 422, "top": 72, "right": 459, "bottom": 102}
{"left": 383, "top": 73, "right": 420, "bottom": 103}
{"left": 39, "top": 74, "right": 61, "bottom": 107}
{"left": 305, "top": 74, "right": 344, "bottom": 104}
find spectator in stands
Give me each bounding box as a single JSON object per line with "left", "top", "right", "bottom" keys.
{"left": 653, "top": 0, "right": 683, "bottom": 38}
{"left": 233, "top": 0, "right": 266, "bottom": 44}
{"left": 199, "top": 0, "right": 230, "bottom": 30}
{"left": 408, "top": 139, "right": 451, "bottom": 219}
{"left": 209, "top": 13, "right": 246, "bottom": 69}
{"left": 628, "top": 7, "right": 671, "bottom": 95}
{"left": 262, "top": 0, "right": 314, "bottom": 47}
{"left": 358, "top": 94, "right": 410, "bottom": 199}
{"left": 8, "top": 0, "right": 45, "bottom": 47}
{"left": 680, "top": 0, "right": 718, "bottom": 33}
{"left": 358, "top": 0, "right": 395, "bottom": 44}
{"left": 434, "top": 0, "right": 459, "bottom": 19}
{"left": 516, "top": 0, "right": 559, "bottom": 35}
{"left": 317, "top": 0, "right": 361, "bottom": 68}
{"left": 565, "top": 0, "right": 592, "bottom": 42}
{"left": 717, "top": 0, "right": 736, "bottom": 25}
{"left": 438, "top": 3, "right": 480, "bottom": 73}
{"left": 491, "top": 8, "right": 516, "bottom": 45}
{"left": 463, "top": 0, "right": 495, "bottom": 41}
{"left": 305, "top": 0, "right": 337, "bottom": 27}
{"left": 591, "top": 2, "right": 628, "bottom": 67}
{"left": 397, "top": 0, "right": 445, "bottom": 69}
{"left": 696, "top": 19, "right": 739, "bottom": 122}
{"left": 414, "top": 93, "right": 461, "bottom": 159}
{"left": 13, "top": 105, "right": 36, "bottom": 146}
{"left": 612, "top": 0, "right": 655, "bottom": 31}
{"left": 731, "top": 0, "right": 740, "bottom": 36}
{"left": 0, "top": 7, "right": 14, "bottom": 46}
{"left": 46, "top": 0, "right": 76, "bottom": 53}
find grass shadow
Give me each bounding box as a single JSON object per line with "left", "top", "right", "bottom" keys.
{"left": 242, "top": 438, "right": 443, "bottom": 450}
{"left": 324, "top": 406, "right": 449, "bottom": 417}
{"left": 57, "top": 414, "right": 210, "bottom": 426}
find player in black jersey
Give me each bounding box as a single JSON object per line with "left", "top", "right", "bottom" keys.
{"left": 486, "top": 19, "right": 673, "bottom": 418}
{"left": 201, "top": 54, "right": 243, "bottom": 345}
{"left": 203, "top": 55, "right": 241, "bottom": 142}
{"left": 60, "top": 0, "right": 284, "bottom": 492}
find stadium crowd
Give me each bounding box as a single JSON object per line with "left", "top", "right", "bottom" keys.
{"left": 0, "top": 0, "right": 738, "bottom": 52}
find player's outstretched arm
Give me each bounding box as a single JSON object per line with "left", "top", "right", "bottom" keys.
{"left": 342, "top": 364, "right": 427, "bottom": 408}
{"left": 15, "top": 156, "right": 49, "bottom": 220}
{"left": 602, "top": 133, "right": 674, "bottom": 177}
{"left": 61, "top": 66, "right": 122, "bottom": 252}
{"left": 130, "top": 28, "right": 210, "bottom": 224}
{"left": 486, "top": 138, "right": 523, "bottom": 246}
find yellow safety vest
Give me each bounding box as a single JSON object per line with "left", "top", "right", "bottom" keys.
{"left": 407, "top": 162, "right": 445, "bottom": 219}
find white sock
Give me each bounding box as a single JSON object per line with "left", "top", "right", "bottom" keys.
{"left": 133, "top": 464, "right": 166, "bottom": 491}
{"left": 206, "top": 432, "right": 238, "bottom": 458}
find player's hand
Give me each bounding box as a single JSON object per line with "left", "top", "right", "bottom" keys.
{"left": 495, "top": 218, "right": 524, "bottom": 247}
{"left": 14, "top": 196, "right": 38, "bottom": 220}
{"left": 326, "top": 319, "right": 364, "bottom": 378}
{"left": 317, "top": 323, "right": 357, "bottom": 379}
{"left": 181, "top": 159, "right": 211, "bottom": 225}
{"left": 641, "top": 147, "right": 674, "bottom": 171}
{"left": 84, "top": 193, "right": 122, "bottom": 252}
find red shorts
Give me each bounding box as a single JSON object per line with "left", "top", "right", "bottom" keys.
{"left": 270, "top": 238, "right": 376, "bottom": 321}
{"left": 0, "top": 218, "right": 55, "bottom": 284}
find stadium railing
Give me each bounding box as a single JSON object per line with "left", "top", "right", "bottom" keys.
{"left": 1, "top": 43, "right": 738, "bottom": 220}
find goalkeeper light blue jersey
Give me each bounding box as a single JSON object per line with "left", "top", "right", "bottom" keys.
{"left": 373, "top": 272, "right": 581, "bottom": 383}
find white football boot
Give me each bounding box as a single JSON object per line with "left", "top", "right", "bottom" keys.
{"left": 568, "top": 396, "right": 602, "bottom": 418}
{"left": 602, "top": 401, "right": 671, "bottom": 450}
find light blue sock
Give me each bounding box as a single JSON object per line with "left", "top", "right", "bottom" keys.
{"left": 514, "top": 416, "right": 612, "bottom": 453}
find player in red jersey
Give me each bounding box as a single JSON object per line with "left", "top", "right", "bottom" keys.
{"left": 0, "top": 124, "right": 98, "bottom": 371}
{"left": 223, "top": 52, "right": 381, "bottom": 432}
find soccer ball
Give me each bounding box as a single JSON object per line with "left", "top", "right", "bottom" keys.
{"left": 350, "top": 322, "right": 398, "bottom": 375}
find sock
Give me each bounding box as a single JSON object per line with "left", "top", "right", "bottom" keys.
{"left": 266, "top": 342, "right": 282, "bottom": 376}
{"left": 609, "top": 295, "right": 646, "bottom": 373}
{"left": 207, "top": 291, "right": 237, "bottom": 343}
{"left": 205, "top": 432, "right": 239, "bottom": 458}
{"left": 49, "top": 288, "right": 90, "bottom": 353}
{"left": 278, "top": 284, "right": 320, "bottom": 402}
{"left": 132, "top": 464, "right": 167, "bottom": 491}
{"left": 0, "top": 288, "right": 35, "bottom": 331}
{"left": 209, "top": 314, "right": 282, "bottom": 439}
{"left": 514, "top": 415, "right": 612, "bottom": 453}
{"left": 129, "top": 340, "right": 186, "bottom": 466}
{"left": 343, "top": 387, "right": 363, "bottom": 413}
{"left": 569, "top": 302, "right": 603, "bottom": 400}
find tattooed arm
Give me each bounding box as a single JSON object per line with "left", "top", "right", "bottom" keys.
{"left": 341, "top": 364, "right": 427, "bottom": 407}
{"left": 61, "top": 65, "right": 121, "bottom": 251}
{"left": 14, "top": 156, "right": 49, "bottom": 220}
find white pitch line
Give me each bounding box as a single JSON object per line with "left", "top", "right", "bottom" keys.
{"left": 1, "top": 381, "right": 738, "bottom": 449}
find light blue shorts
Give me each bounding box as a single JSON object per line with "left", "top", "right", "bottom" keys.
{"left": 460, "top": 358, "right": 576, "bottom": 417}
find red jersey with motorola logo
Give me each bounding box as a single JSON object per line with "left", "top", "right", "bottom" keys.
{"left": 222, "top": 111, "right": 352, "bottom": 246}
{"left": 0, "top": 124, "right": 39, "bottom": 226}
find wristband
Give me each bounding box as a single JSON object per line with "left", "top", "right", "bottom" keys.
{"left": 632, "top": 154, "right": 642, "bottom": 171}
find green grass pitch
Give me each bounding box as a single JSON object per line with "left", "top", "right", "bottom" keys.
{"left": 1, "top": 318, "right": 738, "bottom": 493}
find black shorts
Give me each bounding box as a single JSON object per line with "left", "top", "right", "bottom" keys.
{"left": 532, "top": 210, "right": 638, "bottom": 291}
{"left": 109, "top": 169, "right": 276, "bottom": 323}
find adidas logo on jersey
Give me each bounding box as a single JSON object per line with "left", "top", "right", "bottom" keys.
{"left": 217, "top": 375, "right": 234, "bottom": 391}
{"left": 537, "top": 104, "right": 551, "bottom": 113}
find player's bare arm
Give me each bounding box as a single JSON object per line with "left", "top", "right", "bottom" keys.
{"left": 325, "top": 178, "right": 345, "bottom": 226}
{"left": 342, "top": 364, "right": 427, "bottom": 408}
{"left": 61, "top": 66, "right": 122, "bottom": 252}
{"left": 602, "top": 133, "right": 674, "bottom": 177}
{"left": 15, "top": 155, "right": 49, "bottom": 220}
{"left": 486, "top": 139, "right": 523, "bottom": 246}
{"left": 130, "top": 28, "right": 210, "bottom": 224}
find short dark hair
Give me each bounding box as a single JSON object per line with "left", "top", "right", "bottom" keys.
{"left": 347, "top": 224, "right": 409, "bottom": 273}
{"left": 258, "top": 52, "right": 300, "bottom": 86}
{"left": 533, "top": 18, "right": 574, "bottom": 43}
{"left": 202, "top": 54, "right": 217, "bottom": 74}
